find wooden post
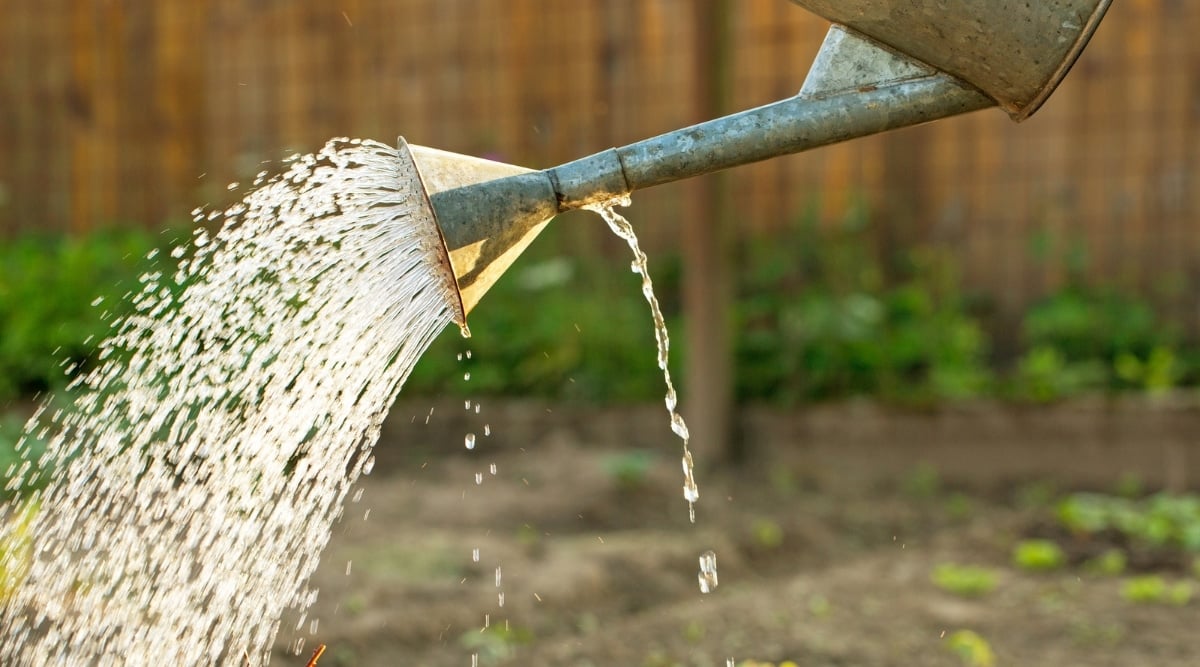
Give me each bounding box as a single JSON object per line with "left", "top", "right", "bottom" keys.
{"left": 683, "top": 0, "right": 735, "bottom": 465}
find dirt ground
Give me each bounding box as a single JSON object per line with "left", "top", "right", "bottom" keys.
{"left": 273, "top": 398, "right": 1200, "bottom": 667}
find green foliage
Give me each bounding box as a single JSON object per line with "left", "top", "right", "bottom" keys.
{"left": 458, "top": 623, "right": 533, "bottom": 664}
{"left": 931, "top": 563, "right": 999, "bottom": 597}
{"left": 807, "top": 594, "right": 831, "bottom": 619}
{"left": 405, "top": 246, "right": 678, "bottom": 402}
{"left": 0, "top": 227, "right": 173, "bottom": 401}
{"left": 902, "top": 463, "right": 942, "bottom": 499}
{"left": 737, "top": 212, "right": 991, "bottom": 404}
{"left": 0, "top": 411, "right": 52, "bottom": 501}
{"left": 1121, "top": 575, "right": 1192, "bottom": 606}
{"left": 1011, "top": 279, "right": 1190, "bottom": 401}
{"left": 1057, "top": 492, "right": 1200, "bottom": 551}
{"left": 1084, "top": 549, "right": 1128, "bottom": 577}
{"left": 944, "top": 629, "right": 995, "bottom": 667}
{"left": 750, "top": 517, "right": 784, "bottom": 550}
{"left": 5, "top": 215, "right": 1200, "bottom": 410}
{"left": 600, "top": 449, "right": 656, "bottom": 490}
{"left": 1013, "top": 539, "right": 1066, "bottom": 572}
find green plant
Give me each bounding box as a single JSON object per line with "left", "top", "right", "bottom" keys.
{"left": 903, "top": 463, "right": 941, "bottom": 499}
{"left": 1012, "top": 279, "right": 1190, "bottom": 400}
{"left": 458, "top": 624, "right": 533, "bottom": 663}
{"left": 1084, "top": 549, "right": 1127, "bottom": 577}
{"left": 1013, "top": 539, "right": 1066, "bottom": 572}
{"left": 807, "top": 594, "right": 832, "bottom": 618}
{"left": 932, "top": 563, "right": 999, "bottom": 598}
{"left": 944, "top": 629, "right": 995, "bottom": 667}
{"left": 945, "top": 492, "right": 974, "bottom": 520}
{"left": 1121, "top": 575, "right": 1192, "bottom": 606}
{"left": 0, "top": 411, "right": 52, "bottom": 501}
{"left": 0, "top": 228, "right": 177, "bottom": 401}
{"left": 600, "top": 449, "right": 656, "bottom": 489}
{"left": 751, "top": 517, "right": 784, "bottom": 550}
{"left": 405, "top": 231, "right": 679, "bottom": 403}
{"left": 1056, "top": 492, "right": 1200, "bottom": 552}
{"left": 736, "top": 211, "right": 991, "bottom": 405}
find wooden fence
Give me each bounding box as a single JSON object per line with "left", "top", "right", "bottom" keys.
{"left": 1, "top": 0, "right": 1198, "bottom": 329}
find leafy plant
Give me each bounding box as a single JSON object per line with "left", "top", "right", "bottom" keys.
{"left": 600, "top": 450, "right": 656, "bottom": 490}
{"left": 1084, "top": 549, "right": 1127, "bottom": 577}
{"left": 1013, "top": 539, "right": 1066, "bottom": 572}
{"left": 0, "top": 228, "right": 177, "bottom": 401}
{"left": 1056, "top": 492, "right": 1200, "bottom": 552}
{"left": 405, "top": 233, "right": 679, "bottom": 403}
{"left": 1121, "top": 575, "right": 1192, "bottom": 605}
{"left": 736, "top": 211, "right": 991, "bottom": 405}
{"left": 458, "top": 624, "right": 533, "bottom": 664}
{"left": 1012, "top": 278, "right": 1191, "bottom": 401}
{"left": 931, "top": 563, "right": 999, "bottom": 598}
{"left": 944, "top": 629, "right": 995, "bottom": 667}
{"left": 0, "top": 411, "right": 53, "bottom": 501}
{"left": 750, "top": 517, "right": 784, "bottom": 550}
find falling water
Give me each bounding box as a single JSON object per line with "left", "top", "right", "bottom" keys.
{"left": 587, "top": 198, "right": 700, "bottom": 523}
{"left": 0, "top": 138, "right": 463, "bottom": 664}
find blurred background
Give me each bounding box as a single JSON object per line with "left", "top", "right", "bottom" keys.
{"left": 2, "top": 1, "right": 1200, "bottom": 665}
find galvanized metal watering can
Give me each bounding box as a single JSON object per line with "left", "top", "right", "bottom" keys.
{"left": 405, "top": 0, "right": 1112, "bottom": 324}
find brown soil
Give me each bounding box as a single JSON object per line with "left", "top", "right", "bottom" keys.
{"left": 273, "top": 399, "right": 1200, "bottom": 666}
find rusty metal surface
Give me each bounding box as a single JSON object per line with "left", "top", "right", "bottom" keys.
{"left": 788, "top": 0, "right": 1112, "bottom": 120}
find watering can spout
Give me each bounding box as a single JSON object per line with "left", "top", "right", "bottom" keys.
{"left": 408, "top": 0, "right": 1111, "bottom": 320}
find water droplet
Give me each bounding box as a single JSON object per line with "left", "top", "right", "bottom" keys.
{"left": 361, "top": 456, "right": 375, "bottom": 475}
{"left": 475, "top": 472, "right": 483, "bottom": 485}
{"left": 472, "top": 653, "right": 478, "bottom": 667}
{"left": 464, "top": 400, "right": 472, "bottom": 411}
{"left": 466, "top": 350, "right": 472, "bottom": 359}
{"left": 226, "top": 181, "right": 240, "bottom": 191}
{"left": 697, "top": 550, "right": 718, "bottom": 593}
{"left": 90, "top": 296, "right": 105, "bottom": 307}
{"left": 351, "top": 488, "right": 364, "bottom": 503}
{"left": 472, "top": 548, "right": 480, "bottom": 563}
{"left": 345, "top": 561, "right": 352, "bottom": 575}
{"left": 483, "top": 424, "right": 491, "bottom": 437}
{"left": 495, "top": 566, "right": 502, "bottom": 587}
{"left": 474, "top": 404, "right": 480, "bottom": 414}
{"left": 498, "top": 592, "right": 505, "bottom": 607}
{"left": 489, "top": 463, "right": 497, "bottom": 475}
{"left": 310, "top": 619, "right": 319, "bottom": 634}
{"left": 463, "top": 371, "right": 471, "bottom": 381}
{"left": 465, "top": 433, "right": 476, "bottom": 450}
{"left": 457, "top": 352, "right": 463, "bottom": 361}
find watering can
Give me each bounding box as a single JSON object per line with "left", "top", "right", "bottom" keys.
{"left": 404, "top": 0, "right": 1111, "bottom": 324}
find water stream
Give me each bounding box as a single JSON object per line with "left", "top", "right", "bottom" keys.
{"left": 588, "top": 199, "right": 700, "bottom": 523}
{"left": 0, "top": 138, "right": 460, "bottom": 664}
